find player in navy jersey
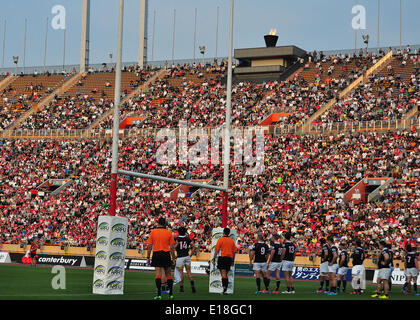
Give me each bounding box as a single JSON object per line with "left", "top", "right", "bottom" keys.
{"left": 174, "top": 227, "right": 196, "bottom": 293}
{"left": 280, "top": 232, "right": 296, "bottom": 294}
{"left": 249, "top": 234, "right": 270, "bottom": 294}
{"left": 371, "top": 240, "right": 391, "bottom": 299}
{"left": 402, "top": 244, "right": 419, "bottom": 295}
{"left": 350, "top": 239, "right": 365, "bottom": 295}
{"left": 326, "top": 236, "right": 338, "bottom": 295}
{"left": 267, "top": 234, "right": 283, "bottom": 294}
{"left": 336, "top": 242, "right": 349, "bottom": 293}
{"left": 386, "top": 243, "right": 394, "bottom": 293}
{"left": 317, "top": 238, "right": 330, "bottom": 293}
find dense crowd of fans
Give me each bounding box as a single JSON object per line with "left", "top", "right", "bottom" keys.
{"left": 0, "top": 129, "right": 418, "bottom": 258}
{"left": 0, "top": 50, "right": 419, "bottom": 261}
{"left": 0, "top": 51, "right": 416, "bottom": 132}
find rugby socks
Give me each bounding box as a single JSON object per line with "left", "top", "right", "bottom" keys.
{"left": 190, "top": 280, "right": 196, "bottom": 293}
{"left": 388, "top": 279, "right": 392, "bottom": 292}
{"left": 337, "top": 280, "right": 341, "bottom": 290}
{"left": 167, "top": 278, "right": 174, "bottom": 296}
{"left": 263, "top": 277, "right": 270, "bottom": 290}
{"left": 403, "top": 282, "right": 408, "bottom": 291}
{"left": 276, "top": 280, "right": 280, "bottom": 291}
{"left": 155, "top": 277, "right": 162, "bottom": 296}
{"left": 342, "top": 280, "right": 347, "bottom": 291}
{"left": 319, "top": 280, "right": 324, "bottom": 290}
{"left": 414, "top": 283, "right": 417, "bottom": 293}
{"left": 256, "top": 278, "right": 261, "bottom": 291}
{"left": 325, "top": 280, "right": 330, "bottom": 291}
{"left": 221, "top": 277, "right": 229, "bottom": 293}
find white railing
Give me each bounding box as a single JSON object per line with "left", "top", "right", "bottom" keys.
{"left": 0, "top": 117, "right": 418, "bottom": 140}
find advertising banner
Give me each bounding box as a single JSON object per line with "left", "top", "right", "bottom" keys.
{"left": 373, "top": 269, "right": 420, "bottom": 285}
{"left": 16, "top": 253, "right": 86, "bottom": 266}
{"left": 209, "top": 227, "right": 237, "bottom": 294}
{"left": 92, "top": 215, "right": 128, "bottom": 295}
{"left": 126, "top": 259, "right": 155, "bottom": 271}
{"left": 0, "top": 252, "right": 11, "bottom": 263}
{"left": 292, "top": 266, "right": 352, "bottom": 281}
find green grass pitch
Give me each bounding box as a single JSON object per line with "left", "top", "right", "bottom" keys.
{"left": 0, "top": 264, "right": 417, "bottom": 300}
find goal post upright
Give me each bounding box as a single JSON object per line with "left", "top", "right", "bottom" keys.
{"left": 109, "top": 0, "right": 124, "bottom": 217}
{"left": 108, "top": 0, "right": 234, "bottom": 227}
{"left": 222, "top": 0, "right": 234, "bottom": 228}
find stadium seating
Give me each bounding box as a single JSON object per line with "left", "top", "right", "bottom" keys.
{"left": 0, "top": 50, "right": 418, "bottom": 260}
{"left": 0, "top": 74, "right": 68, "bottom": 129}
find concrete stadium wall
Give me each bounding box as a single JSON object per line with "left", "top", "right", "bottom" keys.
{"left": 1, "top": 244, "right": 397, "bottom": 270}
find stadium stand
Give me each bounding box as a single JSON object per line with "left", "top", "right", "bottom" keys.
{"left": 16, "top": 68, "right": 153, "bottom": 130}
{"left": 0, "top": 73, "right": 68, "bottom": 129}
{"left": 0, "top": 48, "right": 418, "bottom": 263}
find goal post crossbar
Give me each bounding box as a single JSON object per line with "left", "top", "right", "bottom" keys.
{"left": 117, "top": 170, "right": 228, "bottom": 192}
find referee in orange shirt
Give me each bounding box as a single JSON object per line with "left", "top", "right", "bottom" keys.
{"left": 146, "top": 217, "right": 176, "bottom": 300}
{"left": 212, "top": 227, "right": 237, "bottom": 295}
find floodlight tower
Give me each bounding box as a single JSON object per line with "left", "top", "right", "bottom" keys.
{"left": 80, "top": 0, "right": 90, "bottom": 73}
{"left": 138, "top": 0, "right": 148, "bottom": 69}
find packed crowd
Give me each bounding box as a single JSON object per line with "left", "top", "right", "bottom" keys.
{"left": 0, "top": 82, "right": 48, "bottom": 130}
{"left": 317, "top": 58, "right": 419, "bottom": 124}
{"left": 0, "top": 52, "right": 416, "bottom": 132}
{"left": 0, "top": 129, "right": 418, "bottom": 258}
{"left": 16, "top": 69, "right": 153, "bottom": 130}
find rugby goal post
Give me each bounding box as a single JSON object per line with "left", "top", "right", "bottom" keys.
{"left": 94, "top": 0, "right": 234, "bottom": 295}
{"left": 108, "top": 0, "right": 234, "bottom": 225}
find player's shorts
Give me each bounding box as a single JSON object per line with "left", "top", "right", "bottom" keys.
{"left": 253, "top": 262, "right": 267, "bottom": 272}
{"left": 282, "top": 260, "right": 294, "bottom": 272}
{"left": 320, "top": 262, "right": 329, "bottom": 274}
{"left": 176, "top": 256, "right": 191, "bottom": 268}
{"left": 217, "top": 256, "right": 233, "bottom": 272}
{"left": 337, "top": 266, "right": 349, "bottom": 276}
{"left": 151, "top": 251, "right": 172, "bottom": 268}
{"left": 351, "top": 264, "right": 365, "bottom": 277}
{"left": 268, "top": 261, "right": 283, "bottom": 272}
{"left": 328, "top": 263, "right": 338, "bottom": 274}
{"left": 404, "top": 268, "right": 419, "bottom": 277}
{"left": 377, "top": 268, "right": 391, "bottom": 280}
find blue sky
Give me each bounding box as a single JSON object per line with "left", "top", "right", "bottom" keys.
{"left": 1, "top": 0, "right": 419, "bottom": 68}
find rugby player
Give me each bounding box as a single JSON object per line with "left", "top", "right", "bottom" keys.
{"left": 212, "top": 227, "right": 237, "bottom": 295}
{"left": 174, "top": 227, "right": 196, "bottom": 293}
{"left": 30, "top": 240, "right": 38, "bottom": 267}
{"left": 349, "top": 239, "right": 365, "bottom": 295}
{"left": 146, "top": 217, "right": 177, "bottom": 300}
{"left": 267, "top": 233, "right": 283, "bottom": 294}
{"left": 386, "top": 242, "right": 394, "bottom": 293}
{"left": 326, "top": 236, "right": 338, "bottom": 295}
{"left": 336, "top": 242, "right": 349, "bottom": 293}
{"left": 249, "top": 234, "right": 270, "bottom": 294}
{"left": 280, "top": 232, "right": 296, "bottom": 294}
{"left": 402, "top": 244, "right": 419, "bottom": 295}
{"left": 371, "top": 240, "right": 391, "bottom": 299}
{"left": 317, "top": 238, "right": 330, "bottom": 293}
